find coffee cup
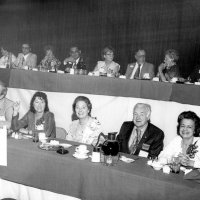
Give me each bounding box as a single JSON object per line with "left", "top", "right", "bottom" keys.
{"left": 76, "top": 145, "right": 87, "bottom": 154}
{"left": 38, "top": 132, "right": 47, "bottom": 142}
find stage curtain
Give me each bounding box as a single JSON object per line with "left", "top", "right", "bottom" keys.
{"left": 0, "top": 0, "right": 199, "bottom": 76}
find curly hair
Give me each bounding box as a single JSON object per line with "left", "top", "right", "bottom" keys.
{"left": 72, "top": 96, "right": 92, "bottom": 117}
{"left": 101, "top": 46, "right": 115, "bottom": 60}
{"left": 44, "top": 45, "right": 54, "bottom": 54}
{"left": 177, "top": 111, "right": 200, "bottom": 137}
{"left": 30, "top": 91, "right": 49, "bottom": 113}
{"left": 165, "top": 49, "right": 179, "bottom": 62}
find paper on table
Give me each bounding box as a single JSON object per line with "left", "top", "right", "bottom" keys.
{"left": 0, "top": 125, "right": 7, "bottom": 166}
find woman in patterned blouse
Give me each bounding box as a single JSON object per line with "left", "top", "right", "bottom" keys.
{"left": 66, "top": 96, "right": 102, "bottom": 145}
{"left": 39, "top": 45, "right": 61, "bottom": 71}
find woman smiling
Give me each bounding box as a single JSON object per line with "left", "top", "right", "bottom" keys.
{"left": 66, "top": 96, "right": 102, "bottom": 145}
{"left": 12, "top": 91, "right": 56, "bottom": 138}
{"left": 159, "top": 111, "right": 200, "bottom": 168}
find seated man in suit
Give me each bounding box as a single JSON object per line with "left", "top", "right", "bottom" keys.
{"left": 15, "top": 43, "right": 37, "bottom": 69}
{"left": 117, "top": 103, "right": 164, "bottom": 159}
{"left": 61, "top": 46, "right": 87, "bottom": 71}
{"left": 125, "top": 50, "right": 155, "bottom": 80}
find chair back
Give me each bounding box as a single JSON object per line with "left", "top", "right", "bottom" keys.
{"left": 56, "top": 127, "right": 67, "bottom": 139}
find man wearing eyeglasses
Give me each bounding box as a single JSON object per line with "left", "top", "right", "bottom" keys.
{"left": 125, "top": 49, "right": 155, "bottom": 80}
{"left": 61, "top": 46, "right": 87, "bottom": 71}
{"left": 15, "top": 43, "right": 37, "bottom": 69}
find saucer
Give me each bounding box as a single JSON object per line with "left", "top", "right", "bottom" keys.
{"left": 73, "top": 153, "right": 89, "bottom": 160}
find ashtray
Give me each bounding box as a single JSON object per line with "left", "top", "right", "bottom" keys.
{"left": 56, "top": 147, "right": 69, "bottom": 155}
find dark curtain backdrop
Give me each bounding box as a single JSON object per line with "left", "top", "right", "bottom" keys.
{"left": 0, "top": 0, "right": 200, "bottom": 76}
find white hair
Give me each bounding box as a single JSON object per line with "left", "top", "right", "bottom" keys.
{"left": 133, "top": 103, "right": 151, "bottom": 117}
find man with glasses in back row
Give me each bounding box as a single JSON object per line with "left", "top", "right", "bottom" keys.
{"left": 15, "top": 43, "right": 37, "bottom": 69}
{"left": 125, "top": 49, "right": 155, "bottom": 80}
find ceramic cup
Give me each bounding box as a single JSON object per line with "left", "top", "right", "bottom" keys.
{"left": 76, "top": 145, "right": 87, "bottom": 154}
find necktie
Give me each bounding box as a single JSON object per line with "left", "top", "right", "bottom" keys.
{"left": 21, "top": 57, "right": 25, "bottom": 67}
{"left": 134, "top": 64, "right": 141, "bottom": 79}
{"left": 130, "top": 128, "right": 141, "bottom": 154}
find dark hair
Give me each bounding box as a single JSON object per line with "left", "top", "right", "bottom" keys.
{"left": 30, "top": 91, "right": 49, "bottom": 113}
{"left": 165, "top": 49, "right": 179, "bottom": 62}
{"left": 72, "top": 96, "right": 92, "bottom": 116}
{"left": 44, "top": 45, "right": 54, "bottom": 54}
{"left": 177, "top": 111, "right": 200, "bottom": 137}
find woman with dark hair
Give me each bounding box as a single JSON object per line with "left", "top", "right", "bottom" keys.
{"left": 66, "top": 96, "right": 102, "bottom": 145}
{"left": 159, "top": 111, "right": 200, "bottom": 168}
{"left": 12, "top": 91, "right": 56, "bottom": 138}
{"left": 158, "top": 49, "right": 180, "bottom": 82}
{"left": 93, "top": 46, "right": 120, "bottom": 77}
{"left": 38, "top": 45, "right": 61, "bottom": 71}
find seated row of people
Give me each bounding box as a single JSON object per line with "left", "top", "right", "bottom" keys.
{"left": 0, "top": 44, "right": 186, "bottom": 82}
{"left": 0, "top": 81, "right": 199, "bottom": 168}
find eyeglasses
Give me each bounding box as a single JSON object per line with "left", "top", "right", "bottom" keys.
{"left": 22, "top": 46, "right": 30, "bottom": 49}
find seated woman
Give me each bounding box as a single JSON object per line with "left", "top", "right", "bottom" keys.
{"left": 0, "top": 46, "right": 16, "bottom": 68}
{"left": 12, "top": 91, "right": 56, "bottom": 138}
{"left": 93, "top": 46, "right": 120, "bottom": 77}
{"left": 38, "top": 45, "right": 61, "bottom": 71}
{"left": 0, "top": 81, "right": 14, "bottom": 129}
{"left": 158, "top": 49, "right": 180, "bottom": 82}
{"left": 159, "top": 111, "right": 200, "bottom": 168}
{"left": 66, "top": 96, "right": 102, "bottom": 145}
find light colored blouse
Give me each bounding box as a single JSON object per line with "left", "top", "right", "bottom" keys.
{"left": 66, "top": 117, "right": 102, "bottom": 145}
{"left": 0, "top": 54, "right": 16, "bottom": 68}
{"left": 94, "top": 61, "right": 120, "bottom": 74}
{"left": 159, "top": 136, "right": 200, "bottom": 168}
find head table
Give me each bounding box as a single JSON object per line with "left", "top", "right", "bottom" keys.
{"left": 0, "top": 138, "right": 200, "bottom": 200}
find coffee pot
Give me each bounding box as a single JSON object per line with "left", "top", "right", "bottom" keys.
{"left": 95, "top": 132, "right": 119, "bottom": 166}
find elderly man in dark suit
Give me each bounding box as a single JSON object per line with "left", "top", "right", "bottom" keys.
{"left": 117, "top": 103, "right": 164, "bottom": 159}
{"left": 125, "top": 50, "right": 155, "bottom": 80}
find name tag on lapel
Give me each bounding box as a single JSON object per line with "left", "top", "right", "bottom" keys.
{"left": 138, "top": 143, "right": 150, "bottom": 158}
{"left": 139, "top": 150, "right": 148, "bottom": 158}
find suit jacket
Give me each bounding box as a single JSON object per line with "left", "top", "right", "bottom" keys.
{"left": 15, "top": 53, "right": 37, "bottom": 69}
{"left": 125, "top": 62, "right": 155, "bottom": 79}
{"left": 60, "top": 56, "right": 87, "bottom": 71}
{"left": 117, "top": 121, "right": 164, "bottom": 158}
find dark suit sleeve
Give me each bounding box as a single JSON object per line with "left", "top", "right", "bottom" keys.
{"left": 149, "top": 129, "right": 164, "bottom": 158}
{"left": 117, "top": 122, "right": 130, "bottom": 153}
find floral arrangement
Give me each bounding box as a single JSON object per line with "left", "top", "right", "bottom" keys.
{"left": 88, "top": 118, "right": 101, "bottom": 131}
{"left": 186, "top": 141, "right": 198, "bottom": 159}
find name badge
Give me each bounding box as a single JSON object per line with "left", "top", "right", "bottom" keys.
{"left": 139, "top": 150, "right": 148, "bottom": 158}
{"left": 142, "top": 143, "right": 150, "bottom": 151}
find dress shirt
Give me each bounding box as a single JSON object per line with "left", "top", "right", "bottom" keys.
{"left": 128, "top": 123, "right": 148, "bottom": 148}
{"left": 130, "top": 63, "right": 143, "bottom": 79}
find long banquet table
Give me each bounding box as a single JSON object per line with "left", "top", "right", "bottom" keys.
{"left": 0, "top": 138, "right": 200, "bottom": 200}
{"left": 0, "top": 68, "right": 200, "bottom": 106}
